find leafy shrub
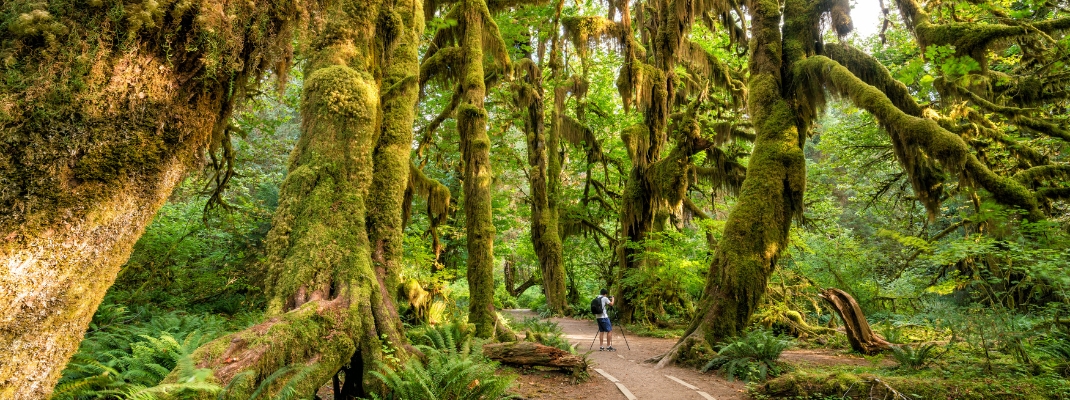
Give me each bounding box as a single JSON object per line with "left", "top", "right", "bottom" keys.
{"left": 495, "top": 285, "right": 519, "bottom": 309}
{"left": 890, "top": 343, "right": 938, "bottom": 370}
{"left": 517, "top": 291, "right": 545, "bottom": 310}
{"left": 702, "top": 329, "right": 793, "bottom": 382}
{"left": 370, "top": 349, "right": 515, "bottom": 400}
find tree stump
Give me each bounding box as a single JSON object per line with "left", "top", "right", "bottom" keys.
{"left": 482, "top": 341, "right": 586, "bottom": 370}
{"left": 820, "top": 288, "right": 892, "bottom": 355}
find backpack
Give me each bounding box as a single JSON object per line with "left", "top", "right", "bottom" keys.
{"left": 590, "top": 296, "right": 604, "bottom": 316}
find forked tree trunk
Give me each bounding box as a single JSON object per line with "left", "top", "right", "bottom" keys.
{"left": 820, "top": 288, "right": 891, "bottom": 355}
{"left": 182, "top": 1, "right": 422, "bottom": 397}
{"left": 0, "top": 1, "right": 298, "bottom": 397}
{"left": 518, "top": 60, "right": 569, "bottom": 316}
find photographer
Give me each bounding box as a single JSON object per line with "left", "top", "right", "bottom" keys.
{"left": 595, "top": 288, "right": 616, "bottom": 351}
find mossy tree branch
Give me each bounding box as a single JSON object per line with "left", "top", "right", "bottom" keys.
{"left": 794, "top": 55, "right": 1044, "bottom": 220}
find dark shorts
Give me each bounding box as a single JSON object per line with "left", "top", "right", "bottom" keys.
{"left": 597, "top": 317, "right": 612, "bottom": 332}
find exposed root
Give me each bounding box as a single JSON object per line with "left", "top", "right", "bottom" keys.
{"left": 650, "top": 329, "right": 711, "bottom": 369}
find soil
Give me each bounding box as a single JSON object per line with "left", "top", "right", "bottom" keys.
{"left": 781, "top": 348, "right": 894, "bottom": 368}
{"left": 504, "top": 309, "right": 882, "bottom": 399}
{"left": 504, "top": 310, "right": 746, "bottom": 400}
{"left": 316, "top": 309, "right": 880, "bottom": 399}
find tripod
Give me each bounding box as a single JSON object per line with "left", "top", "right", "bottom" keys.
{"left": 588, "top": 306, "right": 631, "bottom": 350}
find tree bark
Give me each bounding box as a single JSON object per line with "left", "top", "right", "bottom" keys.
{"left": 483, "top": 341, "right": 586, "bottom": 370}
{"left": 518, "top": 60, "right": 569, "bottom": 316}
{"left": 368, "top": 0, "right": 426, "bottom": 339}
{"left": 0, "top": 1, "right": 299, "bottom": 397}
{"left": 820, "top": 288, "right": 891, "bottom": 355}
{"left": 182, "top": 1, "right": 423, "bottom": 397}
{"left": 657, "top": 0, "right": 811, "bottom": 368}
{"left": 457, "top": 0, "right": 501, "bottom": 339}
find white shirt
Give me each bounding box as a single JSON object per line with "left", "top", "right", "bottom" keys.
{"left": 598, "top": 296, "right": 611, "bottom": 319}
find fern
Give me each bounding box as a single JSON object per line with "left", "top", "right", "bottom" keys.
{"left": 891, "top": 343, "right": 938, "bottom": 370}
{"left": 370, "top": 348, "right": 515, "bottom": 400}
{"left": 701, "top": 329, "right": 792, "bottom": 382}
{"left": 1041, "top": 331, "right": 1070, "bottom": 377}
{"left": 413, "top": 322, "right": 476, "bottom": 357}
{"left": 54, "top": 329, "right": 219, "bottom": 399}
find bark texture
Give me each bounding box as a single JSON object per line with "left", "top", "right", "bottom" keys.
{"left": 685, "top": 0, "right": 807, "bottom": 347}
{"left": 0, "top": 1, "right": 299, "bottom": 396}
{"left": 483, "top": 341, "right": 586, "bottom": 370}
{"left": 820, "top": 288, "right": 891, "bottom": 355}
{"left": 657, "top": 0, "right": 830, "bottom": 366}
{"left": 459, "top": 0, "right": 496, "bottom": 338}
{"left": 516, "top": 60, "right": 568, "bottom": 315}
{"left": 182, "top": 0, "right": 424, "bottom": 397}
{"left": 368, "top": 0, "right": 426, "bottom": 333}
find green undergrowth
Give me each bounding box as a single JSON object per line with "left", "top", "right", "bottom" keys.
{"left": 702, "top": 329, "right": 794, "bottom": 382}
{"left": 751, "top": 364, "right": 1070, "bottom": 399}
{"left": 625, "top": 323, "right": 686, "bottom": 339}
{"left": 374, "top": 322, "right": 516, "bottom": 400}
{"left": 52, "top": 304, "right": 258, "bottom": 399}
{"left": 511, "top": 317, "right": 575, "bottom": 353}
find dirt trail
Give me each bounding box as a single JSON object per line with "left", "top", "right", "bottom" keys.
{"left": 505, "top": 310, "right": 746, "bottom": 400}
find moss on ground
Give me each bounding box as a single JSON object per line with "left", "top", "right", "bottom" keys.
{"left": 755, "top": 365, "right": 1070, "bottom": 400}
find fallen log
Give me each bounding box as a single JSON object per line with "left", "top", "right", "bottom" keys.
{"left": 820, "top": 288, "right": 892, "bottom": 355}
{"left": 483, "top": 341, "right": 586, "bottom": 370}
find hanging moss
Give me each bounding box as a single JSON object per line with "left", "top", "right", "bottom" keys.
{"left": 0, "top": 0, "right": 303, "bottom": 395}
{"left": 182, "top": 1, "right": 427, "bottom": 397}
{"left": 514, "top": 57, "right": 568, "bottom": 315}
{"left": 560, "top": 16, "right": 623, "bottom": 55}
{"left": 795, "top": 55, "right": 1042, "bottom": 219}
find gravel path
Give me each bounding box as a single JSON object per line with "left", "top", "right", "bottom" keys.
{"left": 505, "top": 310, "right": 746, "bottom": 400}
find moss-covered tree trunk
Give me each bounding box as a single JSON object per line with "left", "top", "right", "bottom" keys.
{"left": 519, "top": 61, "right": 569, "bottom": 315}
{"left": 183, "top": 1, "right": 423, "bottom": 396}
{"left": 0, "top": 1, "right": 298, "bottom": 397}
{"left": 368, "top": 0, "right": 425, "bottom": 331}
{"left": 458, "top": 0, "right": 499, "bottom": 339}
{"left": 686, "top": 0, "right": 806, "bottom": 345}
{"left": 658, "top": 0, "right": 823, "bottom": 366}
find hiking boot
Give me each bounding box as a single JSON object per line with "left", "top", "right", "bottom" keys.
{"left": 607, "top": 346, "right": 616, "bottom": 351}
{"left": 599, "top": 347, "right": 605, "bottom": 351}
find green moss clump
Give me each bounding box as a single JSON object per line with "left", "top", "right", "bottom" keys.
{"left": 757, "top": 369, "right": 1061, "bottom": 399}
{"left": 8, "top": 9, "right": 68, "bottom": 44}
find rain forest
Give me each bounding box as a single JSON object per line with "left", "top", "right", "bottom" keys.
{"left": 3, "top": 0, "right": 1070, "bottom": 398}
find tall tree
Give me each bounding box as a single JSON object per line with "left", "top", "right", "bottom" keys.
{"left": 182, "top": 0, "right": 424, "bottom": 396}
{"left": 421, "top": 0, "right": 513, "bottom": 338}
{"left": 562, "top": 0, "right": 748, "bottom": 322}
{"left": 0, "top": 1, "right": 300, "bottom": 396}
{"left": 513, "top": 1, "right": 570, "bottom": 314}
{"left": 662, "top": 0, "right": 1070, "bottom": 364}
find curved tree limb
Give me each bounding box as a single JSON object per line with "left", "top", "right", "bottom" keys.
{"left": 795, "top": 55, "right": 1043, "bottom": 220}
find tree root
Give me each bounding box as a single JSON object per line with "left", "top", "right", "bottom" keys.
{"left": 649, "top": 329, "right": 711, "bottom": 369}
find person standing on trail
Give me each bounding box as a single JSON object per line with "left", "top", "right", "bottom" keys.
{"left": 595, "top": 288, "right": 615, "bottom": 351}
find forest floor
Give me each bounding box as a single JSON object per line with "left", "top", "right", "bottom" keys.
{"left": 505, "top": 309, "right": 744, "bottom": 400}
{"left": 504, "top": 309, "right": 888, "bottom": 399}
